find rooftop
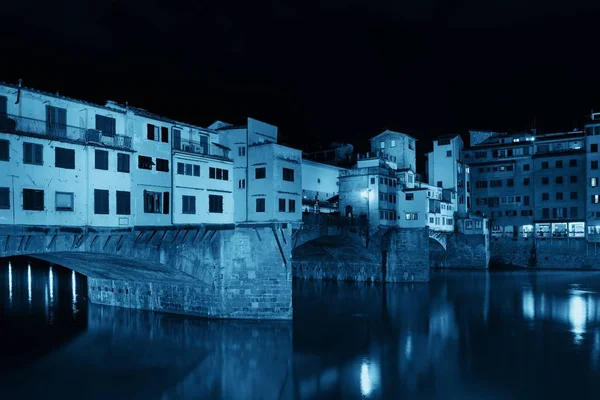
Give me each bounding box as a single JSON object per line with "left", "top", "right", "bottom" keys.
{"left": 370, "top": 129, "right": 418, "bottom": 142}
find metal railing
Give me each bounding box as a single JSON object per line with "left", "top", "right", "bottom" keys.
{"left": 173, "top": 138, "right": 231, "bottom": 159}
{"left": 0, "top": 114, "right": 132, "bottom": 149}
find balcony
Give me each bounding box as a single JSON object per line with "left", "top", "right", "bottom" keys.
{"left": 0, "top": 114, "right": 132, "bottom": 149}
{"left": 173, "top": 138, "right": 231, "bottom": 160}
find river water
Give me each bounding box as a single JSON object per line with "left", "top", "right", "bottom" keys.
{"left": 2, "top": 257, "right": 600, "bottom": 399}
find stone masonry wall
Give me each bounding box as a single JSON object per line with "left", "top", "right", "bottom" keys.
{"left": 292, "top": 260, "right": 383, "bottom": 282}
{"left": 430, "top": 233, "right": 490, "bottom": 269}
{"left": 384, "top": 227, "right": 430, "bottom": 282}
{"left": 490, "top": 237, "right": 600, "bottom": 269}
{"left": 0, "top": 224, "right": 292, "bottom": 320}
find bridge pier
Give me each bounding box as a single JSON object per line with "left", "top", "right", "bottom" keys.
{"left": 382, "top": 227, "right": 430, "bottom": 282}
{"left": 0, "top": 224, "right": 293, "bottom": 320}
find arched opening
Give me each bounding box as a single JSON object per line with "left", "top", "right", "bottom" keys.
{"left": 345, "top": 205, "right": 353, "bottom": 218}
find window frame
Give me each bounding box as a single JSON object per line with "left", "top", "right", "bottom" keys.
{"left": 55, "top": 191, "right": 74, "bottom": 211}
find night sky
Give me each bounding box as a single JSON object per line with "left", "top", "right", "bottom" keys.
{"left": 2, "top": 0, "right": 600, "bottom": 164}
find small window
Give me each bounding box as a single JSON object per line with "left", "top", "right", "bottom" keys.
{"left": 446, "top": 150, "right": 452, "bottom": 157}
{"left": 95, "top": 150, "right": 109, "bottom": 170}
{"left": 238, "top": 179, "right": 246, "bottom": 189}
{"left": 289, "top": 199, "right": 296, "bottom": 213}
{"left": 177, "top": 162, "right": 185, "bottom": 175}
{"left": 0, "top": 139, "right": 9, "bottom": 161}
{"left": 95, "top": 115, "right": 116, "bottom": 137}
{"left": 239, "top": 146, "right": 246, "bottom": 156}
{"left": 144, "top": 191, "right": 162, "bottom": 213}
{"left": 406, "top": 193, "right": 414, "bottom": 200}
{"left": 593, "top": 161, "right": 599, "bottom": 170}
{"left": 23, "top": 189, "right": 44, "bottom": 211}
{"left": 185, "top": 164, "right": 193, "bottom": 176}
{"left": 437, "top": 181, "right": 442, "bottom": 188}
{"left": 507, "top": 179, "right": 514, "bottom": 187}
{"left": 390, "top": 140, "right": 396, "bottom": 147}
{"left": 523, "top": 178, "right": 530, "bottom": 186}
{"left": 182, "top": 195, "right": 196, "bottom": 214}
{"left": 279, "top": 198, "right": 286, "bottom": 212}
{"left": 370, "top": 177, "right": 375, "bottom": 184}
{"left": 570, "top": 159, "right": 578, "bottom": 167}
{"left": 147, "top": 124, "right": 159, "bottom": 141}
{"left": 256, "top": 198, "right": 266, "bottom": 212}
{"left": 55, "top": 147, "right": 75, "bottom": 169}
{"left": 55, "top": 192, "right": 74, "bottom": 211}
{"left": 380, "top": 141, "right": 385, "bottom": 149}
{"left": 117, "top": 153, "right": 130, "bottom": 173}
{"left": 209, "top": 194, "right": 223, "bottom": 213}
{"left": 542, "top": 177, "right": 549, "bottom": 185}
{"left": 156, "top": 158, "right": 169, "bottom": 172}
{"left": 23, "top": 142, "right": 43, "bottom": 165}
{"left": 0, "top": 95, "right": 6, "bottom": 115}
{"left": 523, "top": 164, "right": 530, "bottom": 171}
{"left": 592, "top": 143, "right": 598, "bottom": 153}
{"left": 570, "top": 175, "right": 577, "bottom": 184}
{"left": 591, "top": 178, "right": 598, "bottom": 187}
{"left": 255, "top": 167, "right": 266, "bottom": 179}
{"left": 193, "top": 165, "right": 200, "bottom": 176}
{"left": 556, "top": 176, "right": 563, "bottom": 184}
{"left": 283, "top": 168, "right": 295, "bottom": 182}
{"left": 161, "top": 127, "right": 169, "bottom": 143}
{"left": 94, "top": 189, "right": 109, "bottom": 214}
{"left": 570, "top": 191, "right": 578, "bottom": 200}
{"left": 138, "top": 156, "right": 154, "bottom": 170}
{"left": 556, "top": 192, "right": 563, "bottom": 200}
{"left": 116, "top": 191, "right": 131, "bottom": 215}
{"left": 541, "top": 161, "right": 549, "bottom": 169}
{"left": 0, "top": 187, "right": 9, "bottom": 209}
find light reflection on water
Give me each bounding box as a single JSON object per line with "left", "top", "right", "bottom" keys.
{"left": 3, "top": 261, "right": 600, "bottom": 398}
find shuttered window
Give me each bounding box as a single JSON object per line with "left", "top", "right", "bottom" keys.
{"left": 209, "top": 195, "right": 223, "bottom": 213}
{"left": 0, "top": 139, "right": 9, "bottom": 161}
{"left": 163, "top": 192, "right": 170, "bottom": 214}
{"left": 55, "top": 147, "right": 75, "bottom": 169}
{"left": 95, "top": 115, "right": 116, "bottom": 136}
{"left": 95, "top": 150, "right": 109, "bottom": 170}
{"left": 94, "top": 189, "right": 109, "bottom": 214}
{"left": 0, "top": 187, "right": 9, "bottom": 209}
{"left": 256, "top": 198, "right": 266, "bottom": 212}
{"left": 46, "top": 106, "right": 67, "bottom": 137}
{"left": 117, "top": 153, "right": 130, "bottom": 173}
{"left": 23, "top": 189, "right": 44, "bottom": 211}
{"left": 116, "top": 191, "right": 131, "bottom": 215}
{"left": 23, "top": 142, "right": 43, "bottom": 165}
{"left": 182, "top": 195, "right": 196, "bottom": 214}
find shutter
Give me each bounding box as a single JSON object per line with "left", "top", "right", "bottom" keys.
{"left": 57, "top": 108, "right": 66, "bottom": 125}
{"left": 163, "top": 192, "right": 170, "bottom": 214}
{"left": 23, "top": 143, "right": 31, "bottom": 163}
{"left": 173, "top": 129, "right": 181, "bottom": 149}
{"left": 147, "top": 124, "right": 154, "bottom": 140}
{"left": 161, "top": 127, "right": 169, "bottom": 143}
{"left": 0, "top": 96, "right": 6, "bottom": 115}
{"left": 35, "top": 144, "right": 43, "bottom": 164}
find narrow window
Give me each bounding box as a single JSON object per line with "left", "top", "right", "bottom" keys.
{"left": 0, "top": 139, "right": 9, "bottom": 161}
{"left": 94, "top": 189, "right": 109, "bottom": 214}
{"left": 289, "top": 199, "right": 296, "bottom": 213}
{"left": 256, "top": 198, "right": 266, "bottom": 212}
{"left": 23, "top": 142, "right": 43, "bottom": 165}
{"left": 283, "top": 168, "right": 295, "bottom": 182}
{"left": 177, "top": 162, "right": 185, "bottom": 175}
{"left": 185, "top": 164, "right": 193, "bottom": 176}
{"left": 0, "top": 187, "right": 9, "bottom": 209}
{"left": 117, "top": 153, "right": 130, "bottom": 173}
{"left": 95, "top": 115, "right": 116, "bottom": 137}
{"left": 55, "top": 147, "right": 75, "bottom": 169}
{"left": 182, "top": 195, "right": 196, "bottom": 214}
{"left": 209, "top": 194, "right": 223, "bottom": 213}
{"left": 95, "top": 149, "right": 109, "bottom": 170}
{"left": 55, "top": 192, "right": 74, "bottom": 211}
{"left": 161, "top": 127, "right": 169, "bottom": 143}
{"left": 138, "top": 155, "right": 154, "bottom": 170}
{"left": 116, "top": 191, "right": 131, "bottom": 215}
{"left": 193, "top": 165, "right": 200, "bottom": 176}
{"left": 278, "top": 198, "right": 286, "bottom": 212}
{"left": 23, "top": 189, "right": 44, "bottom": 211}
{"left": 239, "top": 146, "right": 246, "bottom": 156}
{"left": 156, "top": 158, "right": 169, "bottom": 172}
{"left": 144, "top": 191, "right": 162, "bottom": 213}
{"left": 592, "top": 143, "right": 598, "bottom": 153}
{"left": 0, "top": 95, "right": 6, "bottom": 115}
{"left": 238, "top": 179, "right": 246, "bottom": 189}
{"left": 147, "top": 124, "right": 156, "bottom": 141}
{"left": 163, "top": 192, "right": 170, "bottom": 214}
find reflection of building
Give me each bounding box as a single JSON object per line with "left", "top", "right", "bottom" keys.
{"left": 462, "top": 128, "right": 588, "bottom": 240}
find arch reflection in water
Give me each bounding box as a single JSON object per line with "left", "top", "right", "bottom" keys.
{"left": 522, "top": 288, "right": 535, "bottom": 321}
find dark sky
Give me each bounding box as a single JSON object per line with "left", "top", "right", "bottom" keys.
{"left": 2, "top": 0, "right": 600, "bottom": 161}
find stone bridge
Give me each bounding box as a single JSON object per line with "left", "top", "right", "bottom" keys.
{"left": 0, "top": 223, "right": 293, "bottom": 320}
{"left": 292, "top": 214, "right": 430, "bottom": 282}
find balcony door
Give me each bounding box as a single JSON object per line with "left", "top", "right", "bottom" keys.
{"left": 46, "top": 106, "right": 67, "bottom": 138}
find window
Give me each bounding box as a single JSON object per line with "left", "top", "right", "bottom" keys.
{"left": 507, "top": 179, "right": 514, "bottom": 187}
{"left": 238, "top": 179, "right": 246, "bottom": 189}
{"left": 524, "top": 178, "right": 530, "bottom": 186}
{"left": 279, "top": 198, "right": 286, "bottom": 212}
{"left": 592, "top": 178, "right": 598, "bottom": 187}
{"left": 54, "top": 192, "right": 74, "bottom": 211}
{"left": 542, "top": 208, "right": 549, "bottom": 218}
{"left": 255, "top": 167, "right": 266, "bottom": 179}
{"left": 391, "top": 140, "right": 396, "bottom": 147}
{"left": 117, "top": 153, "right": 130, "bottom": 173}
{"left": 475, "top": 151, "right": 487, "bottom": 158}
{"left": 570, "top": 191, "right": 578, "bottom": 200}
{"left": 405, "top": 213, "right": 418, "bottom": 220}
{"left": 406, "top": 193, "right": 414, "bottom": 200}
{"left": 542, "top": 161, "right": 549, "bottom": 169}
{"left": 116, "top": 191, "right": 131, "bottom": 215}
{"left": 437, "top": 181, "right": 442, "bottom": 188}
{"left": 94, "top": 189, "right": 109, "bottom": 214}
{"left": 490, "top": 180, "right": 503, "bottom": 188}
{"left": 523, "top": 164, "right": 530, "bottom": 171}
{"left": 147, "top": 124, "right": 169, "bottom": 143}
{"left": 144, "top": 191, "right": 163, "bottom": 213}
{"left": 156, "top": 158, "right": 169, "bottom": 172}
{"left": 0, "top": 95, "right": 6, "bottom": 115}
{"left": 46, "top": 106, "right": 66, "bottom": 136}
{"left": 23, "top": 189, "right": 44, "bottom": 211}
{"left": 55, "top": 147, "right": 75, "bottom": 169}
{"left": 95, "top": 115, "right": 116, "bottom": 136}
{"left": 370, "top": 177, "right": 375, "bottom": 184}
{"left": 289, "top": 199, "right": 296, "bottom": 213}
{"left": 524, "top": 196, "right": 530, "bottom": 206}
{"left": 446, "top": 150, "right": 452, "bottom": 157}
{"left": 570, "top": 207, "right": 578, "bottom": 218}
{"left": 23, "top": 142, "right": 43, "bottom": 165}
{"left": 570, "top": 175, "right": 577, "bottom": 184}
{"left": 556, "top": 176, "right": 563, "bottom": 184}
{"left": 182, "top": 195, "right": 196, "bottom": 214}
{"left": 0, "top": 187, "right": 9, "bottom": 209}
{"left": 438, "top": 139, "right": 451, "bottom": 146}
{"left": 238, "top": 146, "right": 246, "bottom": 156}
{"left": 95, "top": 150, "right": 108, "bottom": 170}
{"left": 593, "top": 195, "right": 600, "bottom": 204}
{"left": 555, "top": 160, "right": 563, "bottom": 168}
{"left": 256, "top": 198, "right": 266, "bottom": 212}
{"left": 541, "top": 177, "right": 549, "bottom": 185}
{"left": 193, "top": 165, "right": 200, "bottom": 176}
{"left": 556, "top": 192, "right": 563, "bottom": 201}
{"left": 380, "top": 141, "right": 385, "bottom": 149}
{"left": 209, "top": 194, "right": 223, "bottom": 213}
{"left": 475, "top": 180, "right": 488, "bottom": 189}
{"left": 593, "top": 161, "right": 599, "bottom": 170}
{"left": 0, "top": 139, "right": 9, "bottom": 161}
{"left": 283, "top": 168, "right": 295, "bottom": 182}
{"left": 542, "top": 193, "right": 549, "bottom": 201}
{"left": 592, "top": 144, "right": 598, "bottom": 153}
{"left": 138, "top": 155, "right": 154, "bottom": 170}
{"left": 570, "top": 159, "right": 578, "bottom": 167}
{"left": 209, "top": 167, "right": 229, "bottom": 180}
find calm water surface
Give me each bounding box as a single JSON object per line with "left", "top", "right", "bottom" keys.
{"left": 2, "top": 257, "right": 600, "bottom": 399}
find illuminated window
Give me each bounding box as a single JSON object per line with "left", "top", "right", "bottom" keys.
{"left": 591, "top": 178, "right": 598, "bottom": 187}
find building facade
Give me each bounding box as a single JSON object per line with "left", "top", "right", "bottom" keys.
{"left": 301, "top": 159, "right": 348, "bottom": 214}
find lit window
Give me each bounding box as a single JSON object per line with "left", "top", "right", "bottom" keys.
{"left": 592, "top": 178, "right": 598, "bottom": 188}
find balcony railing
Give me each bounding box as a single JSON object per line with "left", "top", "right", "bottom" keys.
{"left": 0, "top": 114, "right": 132, "bottom": 149}
{"left": 173, "top": 138, "right": 231, "bottom": 160}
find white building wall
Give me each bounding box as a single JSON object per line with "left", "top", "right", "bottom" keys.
{"left": 397, "top": 189, "right": 427, "bottom": 228}
{"left": 301, "top": 159, "right": 346, "bottom": 202}
{"left": 217, "top": 128, "right": 248, "bottom": 223}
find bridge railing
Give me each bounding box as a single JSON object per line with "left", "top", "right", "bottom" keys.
{"left": 302, "top": 212, "right": 356, "bottom": 227}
